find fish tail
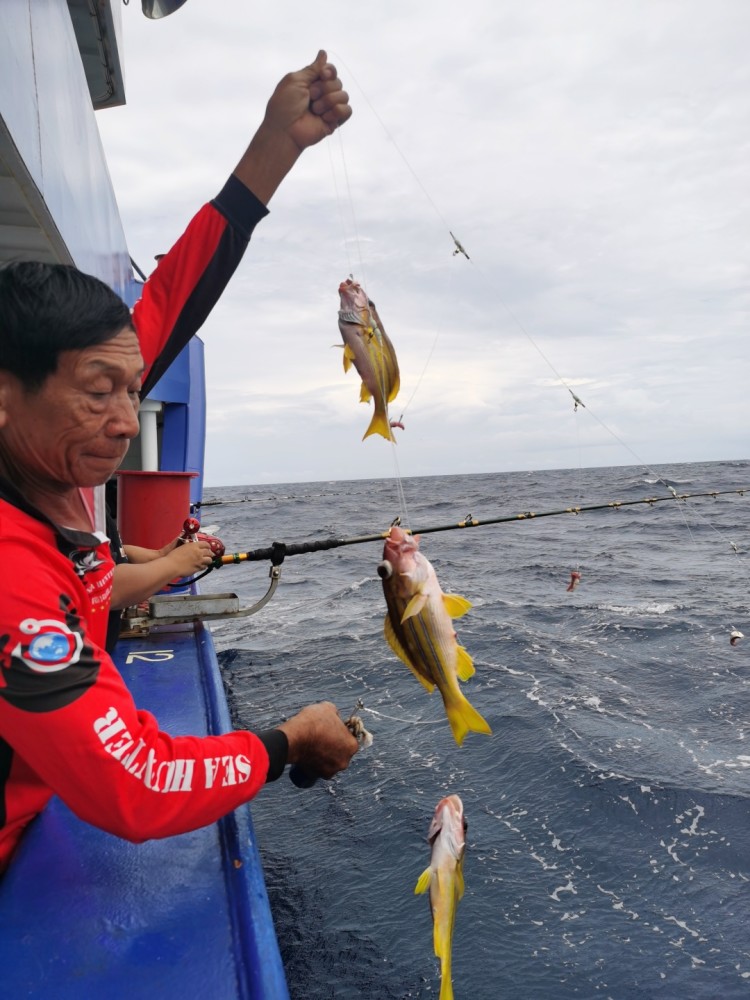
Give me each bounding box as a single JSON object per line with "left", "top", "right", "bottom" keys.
{"left": 363, "top": 408, "right": 396, "bottom": 442}
{"left": 444, "top": 691, "right": 492, "bottom": 747}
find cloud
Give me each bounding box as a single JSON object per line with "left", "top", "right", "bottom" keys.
{"left": 97, "top": 0, "right": 749, "bottom": 485}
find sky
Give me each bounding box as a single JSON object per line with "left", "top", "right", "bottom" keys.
{"left": 96, "top": 0, "right": 750, "bottom": 487}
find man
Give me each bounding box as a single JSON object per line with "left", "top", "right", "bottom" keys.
{"left": 0, "top": 52, "right": 357, "bottom": 872}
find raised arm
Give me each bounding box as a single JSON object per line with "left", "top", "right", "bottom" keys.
{"left": 233, "top": 49, "right": 352, "bottom": 205}
{"left": 134, "top": 49, "right": 352, "bottom": 392}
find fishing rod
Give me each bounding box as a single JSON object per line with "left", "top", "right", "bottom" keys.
{"left": 212, "top": 487, "right": 748, "bottom": 568}
{"left": 195, "top": 489, "right": 348, "bottom": 509}
{"left": 196, "top": 497, "right": 261, "bottom": 507}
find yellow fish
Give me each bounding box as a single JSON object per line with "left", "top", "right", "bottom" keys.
{"left": 415, "top": 794, "right": 466, "bottom": 1000}
{"left": 378, "top": 526, "right": 491, "bottom": 746}
{"left": 337, "top": 278, "right": 400, "bottom": 442}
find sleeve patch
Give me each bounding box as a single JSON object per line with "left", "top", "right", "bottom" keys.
{"left": 0, "top": 595, "right": 100, "bottom": 713}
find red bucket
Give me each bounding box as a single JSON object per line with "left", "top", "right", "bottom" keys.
{"left": 116, "top": 471, "right": 197, "bottom": 550}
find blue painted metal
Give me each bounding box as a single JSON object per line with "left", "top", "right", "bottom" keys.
{"left": 153, "top": 339, "right": 207, "bottom": 504}
{"left": 0, "top": 621, "right": 289, "bottom": 999}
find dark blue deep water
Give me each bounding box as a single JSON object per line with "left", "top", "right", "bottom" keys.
{"left": 202, "top": 460, "right": 750, "bottom": 999}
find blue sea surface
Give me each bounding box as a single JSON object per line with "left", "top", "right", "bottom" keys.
{"left": 202, "top": 460, "right": 750, "bottom": 999}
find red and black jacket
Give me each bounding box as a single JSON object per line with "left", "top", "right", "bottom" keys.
{"left": 0, "top": 178, "right": 288, "bottom": 871}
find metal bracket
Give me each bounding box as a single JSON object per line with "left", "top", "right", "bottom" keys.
{"left": 121, "top": 565, "right": 282, "bottom": 635}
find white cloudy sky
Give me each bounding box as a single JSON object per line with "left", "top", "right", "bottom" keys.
{"left": 97, "top": 0, "right": 749, "bottom": 487}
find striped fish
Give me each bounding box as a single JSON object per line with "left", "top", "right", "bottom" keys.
{"left": 415, "top": 794, "right": 467, "bottom": 1000}
{"left": 378, "top": 526, "right": 491, "bottom": 746}
{"left": 337, "top": 278, "right": 400, "bottom": 442}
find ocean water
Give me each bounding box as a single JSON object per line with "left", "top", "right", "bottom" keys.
{"left": 201, "top": 460, "right": 750, "bottom": 999}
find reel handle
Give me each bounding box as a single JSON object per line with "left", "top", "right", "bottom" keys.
{"left": 179, "top": 517, "right": 201, "bottom": 542}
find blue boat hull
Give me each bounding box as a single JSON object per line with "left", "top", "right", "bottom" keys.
{"left": 0, "top": 621, "right": 289, "bottom": 1000}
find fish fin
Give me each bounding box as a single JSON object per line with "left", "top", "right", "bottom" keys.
{"left": 456, "top": 859, "right": 465, "bottom": 900}
{"left": 387, "top": 373, "right": 401, "bottom": 403}
{"left": 342, "top": 344, "right": 356, "bottom": 373}
{"left": 444, "top": 690, "right": 492, "bottom": 747}
{"left": 384, "top": 616, "right": 435, "bottom": 692}
{"left": 414, "top": 868, "right": 432, "bottom": 895}
{"left": 359, "top": 381, "right": 372, "bottom": 403}
{"left": 383, "top": 615, "right": 410, "bottom": 663}
{"left": 363, "top": 410, "right": 396, "bottom": 442}
{"left": 401, "top": 592, "right": 428, "bottom": 621}
{"left": 455, "top": 645, "right": 475, "bottom": 682}
{"left": 408, "top": 663, "right": 437, "bottom": 693}
{"left": 442, "top": 593, "right": 472, "bottom": 619}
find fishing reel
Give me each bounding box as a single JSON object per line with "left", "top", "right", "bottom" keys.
{"left": 179, "top": 517, "right": 226, "bottom": 558}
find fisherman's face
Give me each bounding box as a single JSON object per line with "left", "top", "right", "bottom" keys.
{"left": 0, "top": 326, "right": 143, "bottom": 489}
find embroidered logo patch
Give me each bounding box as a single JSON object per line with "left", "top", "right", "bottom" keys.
{"left": 12, "top": 618, "right": 83, "bottom": 674}
{"left": 71, "top": 548, "right": 107, "bottom": 579}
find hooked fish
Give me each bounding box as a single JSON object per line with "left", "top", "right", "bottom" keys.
{"left": 337, "top": 278, "right": 400, "bottom": 442}
{"left": 415, "top": 794, "right": 466, "bottom": 1000}
{"left": 378, "top": 526, "right": 491, "bottom": 746}
{"left": 566, "top": 570, "right": 581, "bottom": 592}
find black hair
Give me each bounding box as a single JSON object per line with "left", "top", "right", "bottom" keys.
{"left": 0, "top": 261, "right": 133, "bottom": 390}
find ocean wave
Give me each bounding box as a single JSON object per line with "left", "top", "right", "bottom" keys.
{"left": 596, "top": 601, "right": 679, "bottom": 616}
{"left": 206, "top": 460, "right": 750, "bottom": 998}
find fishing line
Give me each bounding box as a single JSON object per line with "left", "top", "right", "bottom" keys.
{"left": 328, "top": 54, "right": 614, "bottom": 476}
{"left": 360, "top": 705, "right": 444, "bottom": 727}
{"left": 327, "top": 99, "right": 414, "bottom": 529}
{"left": 329, "top": 53, "right": 454, "bottom": 236}
{"left": 566, "top": 397, "right": 586, "bottom": 585}
{"left": 329, "top": 130, "right": 371, "bottom": 289}
{"left": 394, "top": 330, "right": 439, "bottom": 423}
{"left": 389, "top": 444, "right": 412, "bottom": 531}
{"left": 329, "top": 130, "right": 404, "bottom": 520}
{"left": 327, "top": 59, "right": 652, "bottom": 453}
{"left": 327, "top": 149, "right": 470, "bottom": 536}
{"left": 330, "top": 60, "right": 578, "bottom": 402}
{"left": 330, "top": 51, "right": 461, "bottom": 429}
{"left": 393, "top": 255, "right": 461, "bottom": 427}
{"left": 477, "top": 261, "right": 735, "bottom": 580}
{"left": 326, "top": 139, "right": 355, "bottom": 278}
{"left": 329, "top": 56, "right": 746, "bottom": 592}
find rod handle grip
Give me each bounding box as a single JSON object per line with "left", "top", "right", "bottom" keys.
{"left": 288, "top": 764, "right": 318, "bottom": 788}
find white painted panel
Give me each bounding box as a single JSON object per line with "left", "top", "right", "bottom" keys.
{"left": 0, "top": 0, "right": 133, "bottom": 297}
